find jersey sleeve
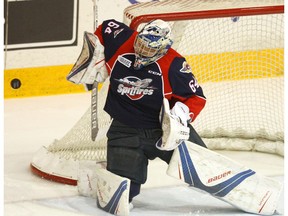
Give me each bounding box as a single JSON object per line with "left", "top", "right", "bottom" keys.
{"left": 168, "top": 57, "right": 206, "bottom": 122}
{"left": 94, "top": 23, "right": 104, "bottom": 44}
{"left": 94, "top": 19, "right": 135, "bottom": 62}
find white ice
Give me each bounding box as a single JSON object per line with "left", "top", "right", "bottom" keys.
{"left": 4, "top": 92, "right": 285, "bottom": 216}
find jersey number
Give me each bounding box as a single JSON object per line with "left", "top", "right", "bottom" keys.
{"left": 104, "top": 21, "right": 120, "bottom": 34}
{"left": 189, "top": 78, "right": 200, "bottom": 93}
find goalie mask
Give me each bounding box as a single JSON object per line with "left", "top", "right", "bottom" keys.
{"left": 133, "top": 19, "right": 173, "bottom": 70}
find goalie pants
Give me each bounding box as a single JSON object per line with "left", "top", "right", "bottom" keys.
{"left": 106, "top": 119, "right": 207, "bottom": 202}
{"left": 106, "top": 119, "right": 174, "bottom": 201}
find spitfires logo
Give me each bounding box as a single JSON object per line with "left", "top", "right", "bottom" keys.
{"left": 115, "top": 76, "right": 156, "bottom": 100}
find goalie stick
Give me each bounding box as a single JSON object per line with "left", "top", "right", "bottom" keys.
{"left": 91, "top": 81, "right": 98, "bottom": 141}
{"left": 91, "top": 0, "right": 99, "bottom": 141}
{"left": 67, "top": 0, "right": 100, "bottom": 141}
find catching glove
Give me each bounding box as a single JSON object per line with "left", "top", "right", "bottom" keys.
{"left": 156, "top": 99, "right": 190, "bottom": 151}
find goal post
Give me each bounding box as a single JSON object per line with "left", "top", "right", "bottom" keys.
{"left": 30, "top": 0, "right": 284, "bottom": 185}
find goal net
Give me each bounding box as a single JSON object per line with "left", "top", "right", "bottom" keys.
{"left": 31, "top": 0, "right": 284, "bottom": 185}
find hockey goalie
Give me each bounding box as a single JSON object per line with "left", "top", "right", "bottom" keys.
{"left": 67, "top": 19, "right": 283, "bottom": 216}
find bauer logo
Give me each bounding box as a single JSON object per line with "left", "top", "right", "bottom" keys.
{"left": 207, "top": 171, "right": 232, "bottom": 184}
{"left": 115, "top": 76, "right": 156, "bottom": 100}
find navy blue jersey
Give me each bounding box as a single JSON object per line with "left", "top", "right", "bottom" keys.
{"left": 95, "top": 19, "right": 206, "bottom": 129}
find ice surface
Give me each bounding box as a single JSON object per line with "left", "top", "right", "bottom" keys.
{"left": 4, "top": 93, "right": 285, "bottom": 216}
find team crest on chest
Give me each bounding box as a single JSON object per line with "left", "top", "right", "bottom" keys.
{"left": 115, "top": 76, "right": 157, "bottom": 100}
{"left": 180, "top": 61, "right": 192, "bottom": 73}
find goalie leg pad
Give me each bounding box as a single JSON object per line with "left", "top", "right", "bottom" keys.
{"left": 77, "top": 161, "right": 106, "bottom": 198}
{"left": 95, "top": 167, "right": 131, "bottom": 216}
{"left": 167, "top": 141, "right": 283, "bottom": 215}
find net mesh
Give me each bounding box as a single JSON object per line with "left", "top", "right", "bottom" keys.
{"left": 31, "top": 0, "right": 284, "bottom": 184}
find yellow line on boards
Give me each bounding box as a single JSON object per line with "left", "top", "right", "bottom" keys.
{"left": 4, "top": 48, "right": 283, "bottom": 98}
{"left": 186, "top": 48, "right": 284, "bottom": 82}
{"left": 4, "top": 65, "right": 85, "bottom": 98}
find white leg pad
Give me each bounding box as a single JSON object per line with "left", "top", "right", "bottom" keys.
{"left": 77, "top": 161, "right": 106, "bottom": 198}
{"left": 167, "top": 141, "right": 283, "bottom": 215}
{"left": 95, "top": 168, "right": 131, "bottom": 216}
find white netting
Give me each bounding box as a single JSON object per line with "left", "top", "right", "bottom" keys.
{"left": 47, "top": 79, "right": 111, "bottom": 161}
{"left": 31, "top": 0, "right": 284, "bottom": 184}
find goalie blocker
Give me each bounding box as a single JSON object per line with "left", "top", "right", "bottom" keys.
{"left": 66, "top": 31, "right": 108, "bottom": 88}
